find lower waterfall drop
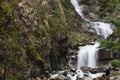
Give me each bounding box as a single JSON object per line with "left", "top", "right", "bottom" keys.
{"left": 70, "top": 0, "right": 114, "bottom": 68}
{"left": 77, "top": 42, "right": 100, "bottom": 68}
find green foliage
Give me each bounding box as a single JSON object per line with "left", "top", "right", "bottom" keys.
{"left": 106, "top": 17, "right": 120, "bottom": 26}
{"left": 0, "top": 1, "right": 14, "bottom": 26}
{"left": 101, "top": 16, "right": 120, "bottom": 51}
{"left": 110, "top": 60, "right": 120, "bottom": 67}
{"left": 116, "top": 3, "right": 120, "bottom": 9}
{"left": 49, "top": 0, "right": 58, "bottom": 10}
{"left": 100, "top": 39, "right": 114, "bottom": 48}
{"left": 28, "top": 45, "right": 42, "bottom": 61}
{"left": 1, "top": 1, "right": 12, "bottom": 16}
{"left": 102, "top": 1, "right": 120, "bottom": 51}
{"left": 100, "top": 0, "right": 117, "bottom": 16}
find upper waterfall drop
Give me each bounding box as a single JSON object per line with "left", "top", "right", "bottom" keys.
{"left": 70, "top": 0, "right": 114, "bottom": 38}
{"left": 70, "top": 0, "right": 89, "bottom": 21}
{"left": 90, "top": 22, "right": 113, "bottom": 39}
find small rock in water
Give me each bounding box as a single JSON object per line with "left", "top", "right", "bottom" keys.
{"left": 89, "top": 12, "right": 99, "bottom": 20}
{"left": 76, "top": 77, "right": 84, "bottom": 80}
{"left": 93, "top": 77, "right": 104, "bottom": 80}
{"left": 57, "top": 74, "right": 67, "bottom": 80}
{"left": 32, "top": 77, "right": 41, "bottom": 80}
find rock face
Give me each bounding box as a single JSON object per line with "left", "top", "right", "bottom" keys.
{"left": 78, "top": 0, "right": 117, "bottom": 20}
{"left": 0, "top": 0, "right": 98, "bottom": 79}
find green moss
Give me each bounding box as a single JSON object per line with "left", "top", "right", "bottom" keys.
{"left": 28, "top": 45, "right": 42, "bottom": 61}
{"left": 67, "top": 32, "right": 79, "bottom": 44}
{"left": 101, "top": 2, "right": 120, "bottom": 51}
{"left": 1, "top": 1, "right": 12, "bottom": 16}
{"left": 110, "top": 60, "right": 120, "bottom": 67}
{"left": 100, "top": 39, "right": 114, "bottom": 48}
{"left": 93, "top": 77, "right": 104, "bottom": 80}
{"left": 99, "top": 0, "right": 117, "bottom": 16}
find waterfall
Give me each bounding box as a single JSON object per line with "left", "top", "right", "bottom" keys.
{"left": 77, "top": 42, "right": 100, "bottom": 68}
{"left": 90, "top": 22, "right": 113, "bottom": 39}
{"left": 70, "top": 0, "right": 113, "bottom": 39}
{"left": 50, "top": 0, "right": 114, "bottom": 80}
{"left": 70, "top": 0, "right": 114, "bottom": 69}
{"left": 70, "top": 0, "right": 89, "bottom": 21}
{"left": 69, "top": 0, "right": 114, "bottom": 79}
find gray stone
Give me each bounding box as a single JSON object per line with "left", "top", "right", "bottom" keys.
{"left": 57, "top": 74, "right": 66, "bottom": 79}
{"left": 89, "top": 12, "right": 99, "bottom": 20}
{"left": 95, "top": 6, "right": 100, "bottom": 12}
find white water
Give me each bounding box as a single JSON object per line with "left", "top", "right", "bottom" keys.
{"left": 90, "top": 22, "right": 113, "bottom": 39}
{"left": 77, "top": 42, "right": 100, "bottom": 68}
{"left": 49, "top": 71, "right": 65, "bottom": 79}
{"left": 67, "top": 69, "right": 84, "bottom": 80}
{"left": 70, "top": 0, "right": 114, "bottom": 68}
{"left": 50, "top": 0, "right": 114, "bottom": 80}
{"left": 69, "top": 0, "right": 114, "bottom": 80}
{"left": 70, "top": 0, "right": 113, "bottom": 39}
{"left": 70, "top": 0, "right": 89, "bottom": 21}
{"left": 87, "top": 71, "right": 105, "bottom": 79}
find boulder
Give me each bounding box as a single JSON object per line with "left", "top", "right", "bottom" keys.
{"left": 57, "top": 74, "right": 66, "bottom": 80}
{"left": 93, "top": 77, "right": 104, "bottom": 80}
{"left": 32, "top": 77, "right": 41, "bottom": 80}
{"left": 89, "top": 12, "right": 99, "bottom": 20}
{"left": 76, "top": 77, "right": 84, "bottom": 80}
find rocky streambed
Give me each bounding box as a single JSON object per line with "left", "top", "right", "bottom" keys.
{"left": 48, "top": 66, "right": 120, "bottom": 80}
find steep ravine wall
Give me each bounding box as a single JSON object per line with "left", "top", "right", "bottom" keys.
{"left": 0, "top": 0, "right": 98, "bottom": 79}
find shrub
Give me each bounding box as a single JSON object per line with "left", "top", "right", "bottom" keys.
{"left": 110, "top": 60, "right": 120, "bottom": 67}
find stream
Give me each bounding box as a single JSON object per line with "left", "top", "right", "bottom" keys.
{"left": 50, "top": 0, "right": 114, "bottom": 80}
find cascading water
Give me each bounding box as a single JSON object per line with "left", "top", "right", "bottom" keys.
{"left": 70, "top": 0, "right": 114, "bottom": 69}
{"left": 69, "top": 0, "right": 114, "bottom": 80}
{"left": 70, "top": 0, "right": 113, "bottom": 39}
{"left": 70, "top": 0, "right": 89, "bottom": 21}
{"left": 90, "top": 22, "right": 113, "bottom": 39}
{"left": 50, "top": 0, "right": 114, "bottom": 80}
{"left": 77, "top": 42, "right": 100, "bottom": 68}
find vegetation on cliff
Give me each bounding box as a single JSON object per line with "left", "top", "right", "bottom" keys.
{"left": 100, "top": 0, "right": 120, "bottom": 59}
{"left": 0, "top": 0, "right": 82, "bottom": 79}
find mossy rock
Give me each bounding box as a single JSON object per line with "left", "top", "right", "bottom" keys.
{"left": 77, "top": 77, "right": 84, "bottom": 80}
{"left": 93, "top": 77, "right": 105, "bottom": 80}
{"left": 110, "top": 60, "right": 120, "bottom": 67}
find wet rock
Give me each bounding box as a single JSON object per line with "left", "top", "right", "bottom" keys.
{"left": 57, "top": 74, "right": 66, "bottom": 80}
{"left": 98, "top": 49, "right": 113, "bottom": 61}
{"left": 80, "top": 66, "right": 105, "bottom": 73}
{"left": 89, "top": 12, "right": 99, "bottom": 20}
{"left": 76, "top": 77, "right": 84, "bottom": 80}
{"left": 32, "top": 77, "right": 41, "bottom": 80}
{"left": 80, "top": 66, "right": 89, "bottom": 72}
{"left": 93, "top": 77, "right": 104, "bottom": 80}
{"left": 68, "top": 49, "right": 77, "bottom": 70}
{"left": 89, "top": 68, "right": 105, "bottom": 74}
{"left": 81, "top": 23, "right": 93, "bottom": 32}
{"left": 109, "top": 68, "right": 120, "bottom": 80}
